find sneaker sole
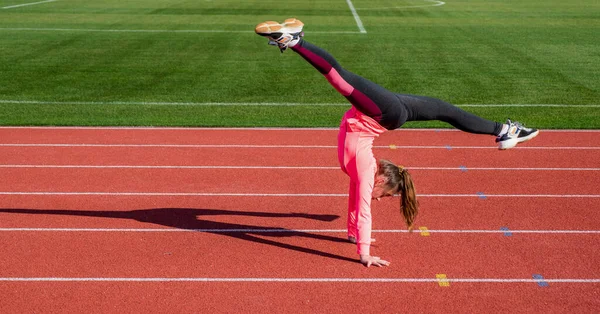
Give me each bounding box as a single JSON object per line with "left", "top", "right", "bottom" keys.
{"left": 498, "top": 130, "right": 540, "bottom": 150}
{"left": 255, "top": 18, "right": 304, "bottom": 37}
{"left": 498, "top": 138, "right": 518, "bottom": 150}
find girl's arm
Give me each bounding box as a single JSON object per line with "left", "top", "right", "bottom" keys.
{"left": 355, "top": 168, "right": 390, "bottom": 267}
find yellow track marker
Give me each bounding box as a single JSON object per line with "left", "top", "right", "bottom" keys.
{"left": 389, "top": 144, "right": 397, "bottom": 149}
{"left": 436, "top": 274, "right": 450, "bottom": 287}
{"left": 419, "top": 227, "right": 430, "bottom": 236}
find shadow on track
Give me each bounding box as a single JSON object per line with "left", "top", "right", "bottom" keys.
{"left": 0, "top": 207, "right": 358, "bottom": 264}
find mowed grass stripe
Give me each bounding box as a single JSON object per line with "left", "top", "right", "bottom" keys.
{"left": 1, "top": 100, "right": 598, "bottom": 107}
{"left": 0, "top": 0, "right": 598, "bottom": 127}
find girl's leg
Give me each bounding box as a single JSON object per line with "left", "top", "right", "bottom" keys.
{"left": 290, "top": 39, "right": 503, "bottom": 136}
{"left": 398, "top": 94, "right": 504, "bottom": 135}
{"left": 398, "top": 94, "right": 539, "bottom": 148}
{"left": 255, "top": 19, "right": 537, "bottom": 148}
{"left": 291, "top": 40, "right": 408, "bottom": 129}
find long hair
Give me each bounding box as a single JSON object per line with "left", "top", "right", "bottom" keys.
{"left": 378, "top": 159, "right": 419, "bottom": 231}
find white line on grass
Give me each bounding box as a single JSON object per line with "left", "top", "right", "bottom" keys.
{"left": 1, "top": 100, "right": 599, "bottom": 107}
{"left": 345, "top": 0, "right": 367, "bottom": 34}
{"left": 0, "top": 277, "right": 598, "bottom": 283}
{"left": 0, "top": 28, "right": 252, "bottom": 33}
{"left": 0, "top": 228, "right": 599, "bottom": 234}
{"left": 460, "top": 104, "right": 600, "bottom": 107}
{"left": 1, "top": 165, "right": 599, "bottom": 171}
{"left": 2, "top": 0, "right": 56, "bottom": 9}
{"left": 356, "top": 0, "right": 445, "bottom": 10}
{"left": 1, "top": 192, "right": 599, "bottom": 198}
{"left": 0, "top": 28, "right": 361, "bottom": 34}
{"left": 1, "top": 144, "right": 599, "bottom": 150}
{"left": 0, "top": 100, "right": 346, "bottom": 106}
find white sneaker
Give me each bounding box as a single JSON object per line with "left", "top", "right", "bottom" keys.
{"left": 496, "top": 119, "right": 540, "bottom": 150}
{"left": 255, "top": 18, "right": 304, "bottom": 52}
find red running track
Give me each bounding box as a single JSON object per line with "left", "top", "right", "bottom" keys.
{"left": 0, "top": 127, "right": 599, "bottom": 313}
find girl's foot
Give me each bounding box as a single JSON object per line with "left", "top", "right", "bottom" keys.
{"left": 255, "top": 18, "right": 304, "bottom": 52}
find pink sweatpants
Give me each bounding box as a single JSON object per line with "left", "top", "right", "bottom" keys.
{"left": 338, "top": 107, "right": 387, "bottom": 255}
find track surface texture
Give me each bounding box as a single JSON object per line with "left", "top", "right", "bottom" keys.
{"left": 1, "top": 127, "right": 599, "bottom": 313}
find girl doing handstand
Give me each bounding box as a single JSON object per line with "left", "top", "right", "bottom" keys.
{"left": 255, "top": 19, "right": 539, "bottom": 267}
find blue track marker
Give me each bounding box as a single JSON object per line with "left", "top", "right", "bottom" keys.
{"left": 500, "top": 227, "right": 512, "bottom": 236}
{"left": 476, "top": 192, "right": 487, "bottom": 200}
{"left": 532, "top": 274, "right": 549, "bottom": 287}
{"left": 445, "top": 145, "right": 452, "bottom": 150}
{"left": 459, "top": 165, "right": 468, "bottom": 172}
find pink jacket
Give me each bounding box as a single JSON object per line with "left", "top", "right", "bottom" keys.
{"left": 338, "top": 107, "right": 387, "bottom": 255}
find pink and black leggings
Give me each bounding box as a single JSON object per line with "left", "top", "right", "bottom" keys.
{"left": 291, "top": 39, "right": 502, "bottom": 135}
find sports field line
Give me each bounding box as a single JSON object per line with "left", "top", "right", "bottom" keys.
{"left": 1, "top": 192, "right": 599, "bottom": 198}
{"left": 0, "top": 277, "right": 598, "bottom": 283}
{"left": 1, "top": 100, "right": 599, "bottom": 107}
{"left": 345, "top": 0, "right": 366, "bottom": 33}
{"left": 1, "top": 164, "right": 599, "bottom": 171}
{"left": 1, "top": 143, "right": 598, "bottom": 150}
{"left": 0, "top": 228, "right": 598, "bottom": 234}
{"left": 356, "top": 0, "right": 445, "bottom": 10}
{"left": 1, "top": 0, "right": 56, "bottom": 9}
{"left": 0, "top": 28, "right": 361, "bottom": 34}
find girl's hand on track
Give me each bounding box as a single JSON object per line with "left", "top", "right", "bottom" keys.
{"left": 360, "top": 255, "right": 390, "bottom": 267}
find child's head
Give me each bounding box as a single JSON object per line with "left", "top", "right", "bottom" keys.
{"left": 375, "top": 159, "right": 419, "bottom": 231}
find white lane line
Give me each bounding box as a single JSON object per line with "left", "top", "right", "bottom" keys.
{"left": 1, "top": 100, "right": 599, "bottom": 107}
{"left": 0, "top": 228, "right": 599, "bottom": 234}
{"left": 1, "top": 165, "right": 599, "bottom": 171}
{"left": 408, "top": 167, "right": 600, "bottom": 171}
{"left": 345, "top": 0, "right": 367, "bottom": 33}
{"left": 0, "top": 144, "right": 337, "bottom": 148}
{"left": 0, "top": 28, "right": 361, "bottom": 34}
{"left": 1, "top": 143, "right": 599, "bottom": 150}
{"left": 2, "top": 0, "right": 56, "bottom": 9}
{"left": 0, "top": 277, "right": 598, "bottom": 283}
{"left": 383, "top": 146, "right": 600, "bottom": 150}
{"left": 0, "top": 165, "right": 339, "bottom": 170}
{"left": 0, "top": 192, "right": 599, "bottom": 198}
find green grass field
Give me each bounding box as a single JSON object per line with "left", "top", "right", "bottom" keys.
{"left": 1, "top": 0, "right": 599, "bottom": 128}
